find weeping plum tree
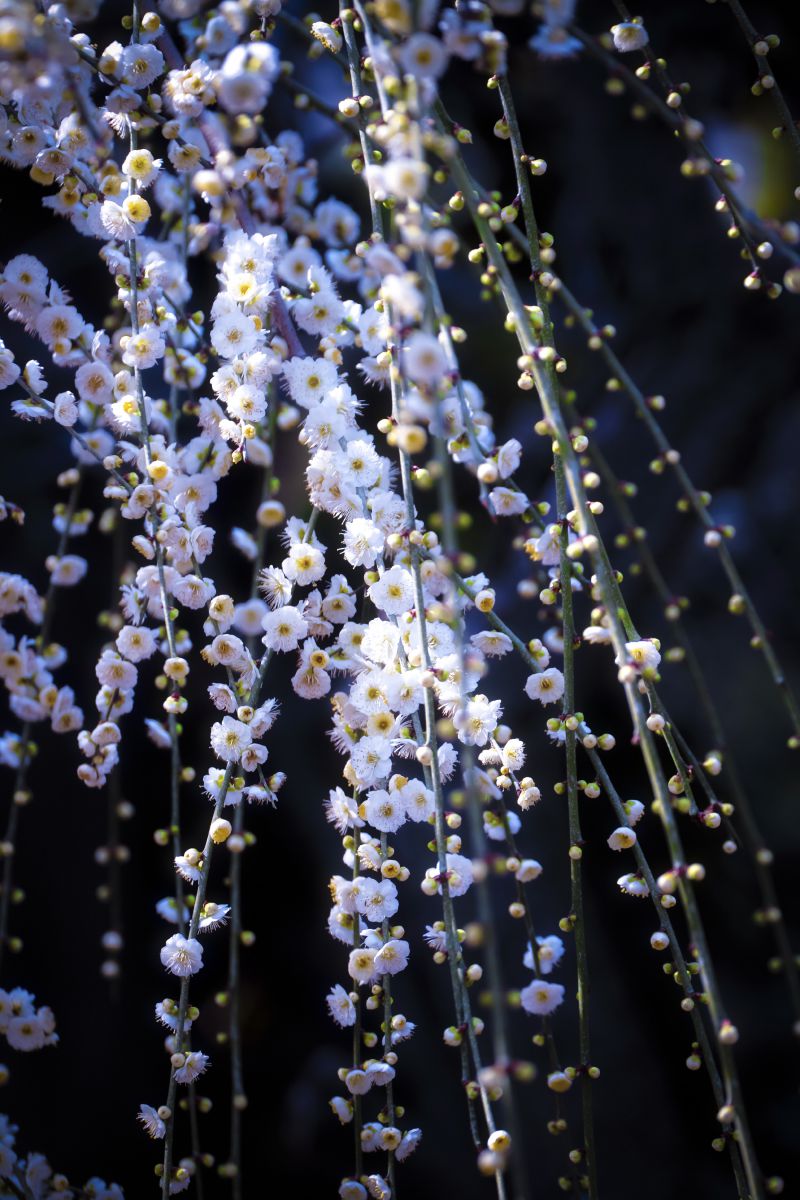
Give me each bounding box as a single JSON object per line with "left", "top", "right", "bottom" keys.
{"left": 0, "top": 0, "right": 798, "bottom": 1197}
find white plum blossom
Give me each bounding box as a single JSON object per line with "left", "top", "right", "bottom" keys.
{"left": 160, "top": 934, "right": 203, "bottom": 977}
{"left": 347, "top": 947, "right": 377, "bottom": 985}
{"left": 283, "top": 543, "right": 326, "bottom": 586}
{"left": 137, "top": 1105, "right": 166, "bottom": 1140}
{"left": 356, "top": 878, "right": 399, "bottom": 924}
{"left": 211, "top": 311, "right": 260, "bottom": 359}
{"left": 283, "top": 356, "right": 339, "bottom": 408}
{"left": 401, "top": 779, "right": 435, "bottom": 822}
{"left": 520, "top": 979, "right": 565, "bottom": 1016}
{"left": 618, "top": 639, "right": 662, "bottom": 673}
{"left": 403, "top": 331, "right": 447, "bottom": 387}
{"left": 453, "top": 695, "right": 503, "bottom": 746}
{"left": 618, "top": 873, "right": 650, "bottom": 898}
{"left": 326, "top": 984, "right": 356, "bottom": 1027}
{"left": 611, "top": 21, "right": 649, "bottom": 52}
{"left": 608, "top": 827, "right": 638, "bottom": 851}
{"left": 210, "top": 716, "right": 253, "bottom": 763}
{"left": 174, "top": 1050, "right": 209, "bottom": 1084}
{"left": 363, "top": 788, "right": 407, "bottom": 834}
{"left": 425, "top": 853, "right": 474, "bottom": 898}
{"left": 343, "top": 518, "right": 385, "bottom": 568}
{"left": 524, "top": 668, "right": 565, "bottom": 706}
{"left": 261, "top": 606, "right": 309, "bottom": 652}
{"left": 524, "top": 936, "right": 565, "bottom": 975}
{"left": 368, "top": 567, "right": 415, "bottom": 616}
{"left": 583, "top": 625, "right": 612, "bottom": 645}
{"left": 374, "top": 939, "right": 410, "bottom": 975}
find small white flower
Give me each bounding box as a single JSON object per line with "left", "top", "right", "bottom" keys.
{"left": 501, "top": 738, "right": 526, "bottom": 771}
{"left": 344, "top": 438, "right": 382, "bottom": 489}
{"left": 330, "top": 1096, "right": 354, "bottom": 1126}
{"left": 122, "top": 326, "right": 165, "bottom": 370}
{"left": 397, "top": 31, "right": 449, "bottom": 80}
{"left": 117, "top": 625, "right": 157, "bottom": 662}
{"left": 53, "top": 390, "right": 78, "bottom": 427}
{"left": 137, "top": 1104, "right": 166, "bottom": 1139}
{"left": 261, "top": 605, "right": 308, "bottom": 652}
{"left": 325, "top": 786, "right": 364, "bottom": 834}
{"left": 121, "top": 42, "right": 165, "bottom": 88}
{"left": 156, "top": 897, "right": 190, "bottom": 926}
{"left": 426, "top": 853, "right": 474, "bottom": 897}
{"left": 520, "top": 979, "right": 565, "bottom": 1016}
{"left": 345, "top": 1068, "right": 373, "bottom": 1096}
{"left": 339, "top": 1179, "right": 367, "bottom": 1200}
{"left": 96, "top": 650, "right": 138, "bottom": 691}
{"left": 618, "top": 872, "right": 649, "bottom": 898}
{"left": 6, "top": 1014, "right": 47, "bottom": 1051}
{"left": 623, "top": 799, "right": 646, "bottom": 826}
{"left": 524, "top": 668, "right": 565, "bottom": 706}
{"left": 75, "top": 359, "right": 114, "bottom": 403}
{"left": 471, "top": 630, "right": 513, "bottom": 657}
{"left": 0, "top": 344, "right": 21, "bottom": 390}
{"left": 611, "top": 21, "right": 648, "bottom": 53}
{"left": 198, "top": 901, "right": 231, "bottom": 931}
{"left": 283, "top": 356, "right": 338, "bottom": 408}
{"left": 210, "top": 716, "right": 252, "bottom": 763}
{"left": 607, "top": 826, "right": 637, "bottom": 851}
{"left": 380, "top": 157, "right": 429, "bottom": 202}
{"left": 489, "top": 486, "right": 529, "bottom": 516}
{"left": 99, "top": 200, "right": 138, "bottom": 240}
{"left": 366, "top": 1062, "right": 395, "bottom": 1087}
{"left": 174, "top": 1049, "right": 209, "bottom": 1083}
{"left": 363, "top": 789, "right": 407, "bottom": 834}
{"left": 217, "top": 42, "right": 279, "bottom": 113}
{"left": 122, "top": 148, "right": 162, "bottom": 186}
{"left": 396, "top": 1128, "right": 422, "bottom": 1162}
{"left": 211, "top": 311, "right": 260, "bottom": 360}
{"left": 311, "top": 20, "right": 343, "bottom": 53}
{"left": 160, "top": 933, "right": 203, "bottom": 977}
{"left": 423, "top": 925, "right": 448, "bottom": 953}
{"left": 282, "top": 542, "right": 326, "bottom": 586}
{"left": 403, "top": 331, "right": 446, "bottom": 387}
{"left": 349, "top": 735, "right": 392, "bottom": 786}
{"left": 453, "top": 695, "right": 503, "bottom": 747}
{"left": 259, "top": 565, "right": 294, "bottom": 609}
{"left": 356, "top": 878, "right": 399, "bottom": 923}
{"left": 374, "top": 938, "right": 410, "bottom": 976}
{"left": 516, "top": 859, "right": 543, "bottom": 882}
{"left": 582, "top": 624, "right": 612, "bottom": 645}
{"left": 524, "top": 935, "right": 565, "bottom": 975}
{"left": 326, "top": 983, "right": 356, "bottom": 1027}
{"left": 619, "top": 639, "right": 661, "bottom": 672}
{"left": 400, "top": 779, "right": 435, "bottom": 823}
{"left": 368, "top": 566, "right": 414, "bottom": 616}
{"left": 347, "top": 947, "right": 377, "bottom": 984}
{"left": 49, "top": 555, "right": 88, "bottom": 587}
{"left": 343, "top": 518, "right": 384, "bottom": 568}
{"left": 484, "top": 809, "right": 520, "bottom": 841}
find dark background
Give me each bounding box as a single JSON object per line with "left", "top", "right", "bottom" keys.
{"left": 1, "top": 1, "right": 799, "bottom": 1196}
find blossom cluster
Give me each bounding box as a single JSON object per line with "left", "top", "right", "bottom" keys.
{"left": 0, "top": 1112, "right": 122, "bottom": 1198}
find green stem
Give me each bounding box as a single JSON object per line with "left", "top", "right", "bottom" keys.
{"left": 227, "top": 803, "right": 244, "bottom": 1200}
{"left": 379, "top": 831, "right": 397, "bottom": 1194}
{"left": 721, "top": 0, "right": 800, "bottom": 166}
{"left": 0, "top": 468, "right": 84, "bottom": 979}
{"left": 498, "top": 64, "right": 598, "bottom": 1193}
{"left": 439, "top": 149, "right": 765, "bottom": 1197}
{"left": 554, "top": 452, "right": 598, "bottom": 1197}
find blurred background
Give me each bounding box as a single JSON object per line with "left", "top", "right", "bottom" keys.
{"left": 1, "top": 0, "right": 799, "bottom": 1196}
